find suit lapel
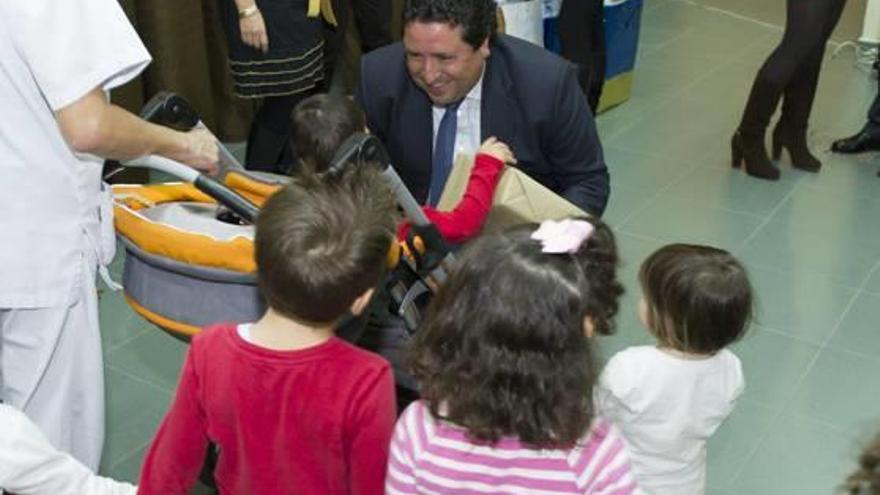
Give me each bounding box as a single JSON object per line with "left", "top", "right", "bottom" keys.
{"left": 481, "top": 47, "right": 518, "bottom": 145}
{"left": 396, "top": 79, "right": 434, "bottom": 202}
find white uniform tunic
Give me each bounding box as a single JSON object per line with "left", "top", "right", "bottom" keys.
{"left": 0, "top": 0, "right": 150, "bottom": 470}
{"left": 0, "top": 404, "right": 137, "bottom": 495}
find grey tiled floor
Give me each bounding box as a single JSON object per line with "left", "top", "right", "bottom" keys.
{"left": 98, "top": 0, "right": 880, "bottom": 492}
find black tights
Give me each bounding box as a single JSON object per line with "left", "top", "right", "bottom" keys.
{"left": 740, "top": 0, "right": 847, "bottom": 134}
{"left": 245, "top": 92, "right": 313, "bottom": 174}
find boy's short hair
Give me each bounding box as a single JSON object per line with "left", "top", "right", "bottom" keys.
{"left": 255, "top": 166, "right": 396, "bottom": 324}
{"left": 290, "top": 94, "right": 366, "bottom": 174}
{"left": 639, "top": 244, "right": 753, "bottom": 355}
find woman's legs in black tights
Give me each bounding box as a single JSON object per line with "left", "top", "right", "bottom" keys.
{"left": 735, "top": 0, "right": 846, "bottom": 177}
{"left": 245, "top": 92, "right": 312, "bottom": 174}
{"left": 773, "top": 0, "right": 846, "bottom": 169}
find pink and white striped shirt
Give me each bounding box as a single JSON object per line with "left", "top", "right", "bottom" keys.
{"left": 386, "top": 401, "right": 641, "bottom": 495}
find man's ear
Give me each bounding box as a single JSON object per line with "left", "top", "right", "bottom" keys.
{"left": 350, "top": 288, "right": 375, "bottom": 316}
{"left": 583, "top": 316, "right": 596, "bottom": 338}
{"left": 479, "top": 37, "right": 491, "bottom": 59}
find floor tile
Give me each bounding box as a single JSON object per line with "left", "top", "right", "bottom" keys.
{"left": 729, "top": 327, "right": 820, "bottom": 410}
{"left": 100, "top": 367, "right": 170, "bottom": 473}
{"left": 603, "top": 184, "right": 659, "bottom": 226}
{"left": 664, "top": 165, "right": 799, "bottom": 217}
{"left": 105, "top": 326, "right": 189, "bottom": 393}
{"left": 788, "top": 348, "right": 880, "bottom": 432}
{"left": 706, "top": 399, "right": 777, "bottom": 489}
{"left": 99, "top": 288, "right": 148, "bottom": 352}
{"left": 738, "top": 220, "right": 879, "bottom": 289}
{"left": 620, "top": 195, "right": 764, "bottom": 250}
{"left": 730, "top": 413, "right": 859, "bottom": 494}
{"left": 828, "top": 292, "right": 880, "bottom": 357}
{"left": 605, "top": 146, "right": 697, "bottom": 192}
{"left": 864, "top": 267, "right": 880, "bottom": 295}
{"left": 770, "top": 183, "right": 880, "bottom": 250}
{"left": 103, "top": 445, "right": 148, "bottom": 484}
{"left": 745, "top": 265, "right": 856, "bottom": 344}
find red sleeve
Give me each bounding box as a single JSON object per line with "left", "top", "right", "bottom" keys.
{"left": 138, "top": 344, "right": 210, "bottom": 495}
{"left": 398, "top": 153, "right": 505, "bottom": 244}
{"left": 346, "top": 364, "right": 397, "bottom": 495}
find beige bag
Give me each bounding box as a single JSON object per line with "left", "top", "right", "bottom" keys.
{"left": 437, "top": 154, "right": 588, "bottom": 234}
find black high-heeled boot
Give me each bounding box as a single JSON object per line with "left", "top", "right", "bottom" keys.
{"left": 731, "top": 131, "right": 780, "bottom": 181}
{"left": 772, "top": 120, "right": 821, "bottom": 172}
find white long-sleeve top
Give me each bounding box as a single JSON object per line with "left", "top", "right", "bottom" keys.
{"left": 0, "top": 405, "right": 136, "bottom": 495}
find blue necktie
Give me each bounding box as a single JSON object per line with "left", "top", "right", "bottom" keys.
{"left": 428, "top": 101, "right": 461, "bottom": 206}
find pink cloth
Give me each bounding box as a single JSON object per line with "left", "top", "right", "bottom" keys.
{"left": 386, "top": 401, "right": 640, "bottom": 494}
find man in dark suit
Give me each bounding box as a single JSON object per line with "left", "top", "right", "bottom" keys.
{"left": 356, "top": 0, "right": 609, "bottom": 216}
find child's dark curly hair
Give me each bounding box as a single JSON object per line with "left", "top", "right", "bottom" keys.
{"left": 407, "top": 218, "right": 623, "bottom": 448}
{"left": 843, "top": 433, "right": 880, "bottom": 494}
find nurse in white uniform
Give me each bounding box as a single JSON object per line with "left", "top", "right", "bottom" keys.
{"left": 0, "top": 0, "right": 218, "bottom": 470}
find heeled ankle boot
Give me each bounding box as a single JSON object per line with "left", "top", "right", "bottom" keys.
{"left": 772, "top": 121, "right": 821, "bottom": 172}
{"left": 731, "top": 131, "right": 780, "bottom": 181}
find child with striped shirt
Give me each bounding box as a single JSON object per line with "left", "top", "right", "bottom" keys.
{"left": 386, "top": 218, "right": 642, "bottom": 495}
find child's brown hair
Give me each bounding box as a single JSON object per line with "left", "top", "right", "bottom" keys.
{"left": 639, "top": 244, "right": 752, "bottom": 355}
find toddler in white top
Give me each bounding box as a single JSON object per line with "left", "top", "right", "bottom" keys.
{"left": 595, "top": 244, "right": 752, "bottom": 495}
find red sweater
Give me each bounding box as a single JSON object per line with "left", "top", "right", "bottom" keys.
{"left": 399, "top": 152, "right": 505, "bottom": 243}
{"left": 138, "top": 324, "right": 396, "bottom": 495}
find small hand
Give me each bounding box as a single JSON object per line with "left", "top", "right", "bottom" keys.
{"left": 240, "top": 11, "right": 269, "bottom": 54}
{"left": 478, "top": 136, "right": 517, "bottom": 165}
{"left": 178, "top": 129, "right": 219, "bottom": 174}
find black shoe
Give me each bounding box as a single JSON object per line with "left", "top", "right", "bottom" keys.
{"left": 772, "top": 122, "right": 821, "bottom": 172}
{"left": 831, "top": 127, "right": 880, "bottom": 154}
{"left": 731, "top": 132, "right": 780, "bottom": 181}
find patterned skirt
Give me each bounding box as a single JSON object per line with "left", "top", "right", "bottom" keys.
{"left": 219, "top": 0, "right": 325, "bottom": 98}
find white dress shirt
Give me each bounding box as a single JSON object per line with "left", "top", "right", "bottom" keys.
{"left": 431, "top": 68, "right": 485, "bottom": 164}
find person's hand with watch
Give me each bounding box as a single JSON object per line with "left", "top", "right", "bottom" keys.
{"left": 236, "top": 1, "right": 268, "bottom": 53}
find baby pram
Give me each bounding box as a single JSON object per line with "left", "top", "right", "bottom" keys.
{"left": 112, "top": 92, "right": 452, "bottom": 341}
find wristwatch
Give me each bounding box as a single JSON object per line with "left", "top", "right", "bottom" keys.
{"left": 239, "top": 5, "right": 259, "bottom": 18}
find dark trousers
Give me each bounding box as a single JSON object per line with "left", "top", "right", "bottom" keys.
{"left": 323, "top": 0, "right": 393, "bottom": 91}
{"left": 245, "top": 92, "right": 313, "bottom": 174}
{"left": 558, "top": 0, "right": 606, "bottom": 113}
{"left": 869, "top": 55, "right": 880, "bottom": 127}
{"left": 739, "top": 0, "right": 847, "bottom": 135}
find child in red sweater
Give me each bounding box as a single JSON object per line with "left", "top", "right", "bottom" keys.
{"left": 138, "top": 168, "right": 399, "bottom": 495}
{"left": 290, "top": 94, "right": 516, "bottom": 244}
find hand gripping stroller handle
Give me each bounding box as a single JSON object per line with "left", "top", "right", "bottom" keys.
{"left": 140, "top": 91, "right": 246, "bottom": 176}
{"left": 125, "top": 155, "right": 260, "bottom": 223}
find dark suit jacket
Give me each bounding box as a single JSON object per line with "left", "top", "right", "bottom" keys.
{"left": 356, "top": 34, "right": 610, "bottom": 216}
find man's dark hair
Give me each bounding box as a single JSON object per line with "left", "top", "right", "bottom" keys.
{"left": 403, "top": 0, "right": 498, "bottom": 49}
{"left": 290, "top": 94, "right": 366, "bottom": 174}
{"left": 639, "top": 244, "right": 753, "bottom": 355}
{"left": 255, "top": 166, "right": 396, "bottom": 324}
{"left": 407, "top": 219, "right": 623, "bottom": 448}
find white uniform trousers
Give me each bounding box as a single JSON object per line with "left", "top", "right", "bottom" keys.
{"left": 0, "top": 251, "right": 104, "bottom": 471}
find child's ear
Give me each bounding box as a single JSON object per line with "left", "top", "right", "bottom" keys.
{"left": 582, "top": 316, "right": 596, "bottom": 338}
{"left": 350, "top": 288, "right": 375, "bottom": 316}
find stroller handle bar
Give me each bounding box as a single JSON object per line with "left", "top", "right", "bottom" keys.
{"left": 125, "top": 155, "right": 260, "bottom": 223}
